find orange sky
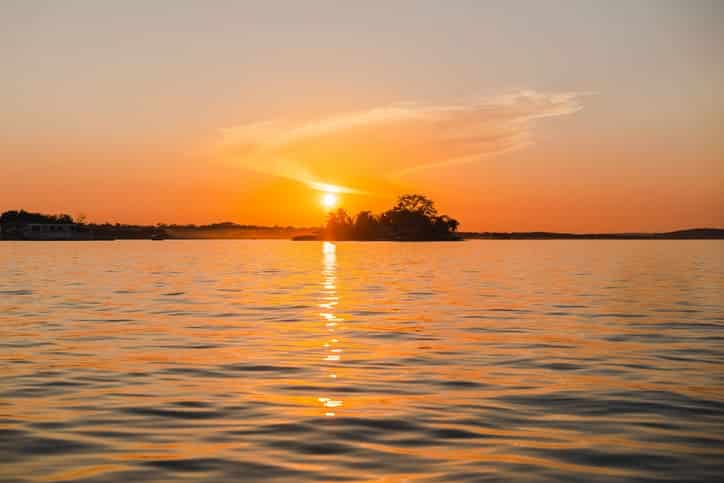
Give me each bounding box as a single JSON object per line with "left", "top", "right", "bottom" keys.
{"left": 1, "top": 1, "right": 722, "bottom": 232}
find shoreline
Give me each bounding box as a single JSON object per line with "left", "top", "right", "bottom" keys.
{"left": 2, "top": 234, "right": 722, "bottom": 242}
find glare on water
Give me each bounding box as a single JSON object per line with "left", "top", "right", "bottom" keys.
{"left": 0, "top": 240, "right": 723, "bottom": 482}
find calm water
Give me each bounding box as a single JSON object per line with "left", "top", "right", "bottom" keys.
{"left": 1, "top": 240, "right": 723, "bottom": 482}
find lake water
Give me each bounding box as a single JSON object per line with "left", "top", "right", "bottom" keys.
{"left": 1, "top": 240, "right": 722, "bottom": 482}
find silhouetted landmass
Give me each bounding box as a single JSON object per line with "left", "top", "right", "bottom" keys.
{"left": 2, "top": 209, "right": 722, "bottom": 241}
{"left": 461, "top": 228, "right": 724, "bottom": 239}
{"left": 0, "top": 210, "right": 91, "bottom": 240}
{"left": 82, "top": 223, "right": 313, "bottom": 240}
{"left": 0, "top": 210, "right": 313, "bottom": 240}
{"left": 159, "top": 223, "right": 311, "bottom": 240}
{"left": 310, "top": 194, "right": 461, "bottom": 241}
{"left": 0, "top": 210, "right": 74, "bottom": 225}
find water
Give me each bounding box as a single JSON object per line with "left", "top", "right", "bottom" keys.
{"left": 1, "top": 240, "right": 722, "bottom": 482}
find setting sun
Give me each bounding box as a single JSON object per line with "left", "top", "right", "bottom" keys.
{"left": 321, "top": 192, "right": 338, "bottom": 209}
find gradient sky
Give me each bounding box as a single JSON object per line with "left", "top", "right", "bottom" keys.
{"left": 1, "top": 0, "right": 722, "bottom": 231}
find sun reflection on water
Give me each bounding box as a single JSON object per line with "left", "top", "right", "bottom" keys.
{"left": 319, "top": 241, "right": 343, "bottom": 416}
{"left": 1, "top": 241, "right": 722, "bottom": 481}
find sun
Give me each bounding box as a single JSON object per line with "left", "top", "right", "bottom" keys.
{"left": 321, "top": 192, "right": 338, "bottom": 209}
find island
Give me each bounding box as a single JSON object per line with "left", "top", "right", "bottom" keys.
{"left": 298, "top": 194, "right": 461, "bottom": 241}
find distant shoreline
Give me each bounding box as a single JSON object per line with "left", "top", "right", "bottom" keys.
{"left": 459, "top": 228, "right": 724, "bottom": 240}
{"left": 291, "top": 228, "right": 723, "bottom": 241}
{"left": 1, "top": 227, "right": 722, "bottom": 241}
{"left": 2, "top": 207, "right": 722, "bottom": 242}
{"left": 5, "top": 207, "right": 722, "bottom": 242}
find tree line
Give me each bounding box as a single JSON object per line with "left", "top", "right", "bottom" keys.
{"left": 323, "top": 194, "right": 460, "bottom": 241}
{"left": 0, "top": 210, "right": 74, "bottom": 225}
{"left": 1, "top": 195, "right": 462, "bottom": 241}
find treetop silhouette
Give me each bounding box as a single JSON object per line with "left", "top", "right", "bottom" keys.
{"left": 322, "top": 194, "right": 460, "bottom": 241}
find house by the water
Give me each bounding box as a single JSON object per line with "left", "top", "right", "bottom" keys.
{"left": 0, "top": 223, "right": 92, "bottom": 240}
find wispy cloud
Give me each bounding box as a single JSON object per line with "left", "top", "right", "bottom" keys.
{"left": 219, "top": 90, "right": 588, "bottom": 193}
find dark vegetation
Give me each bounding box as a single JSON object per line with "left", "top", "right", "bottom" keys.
{"left": 2, "top": 208, "right": 722, "bottom": 241}
{"left": 0, "top": 210, "right": 309, "bottom": 240}
{"left": 155, "top": 223, "right": 305, "bottom": 240}
{"left": 460, "top": 228, "right": 724, "bottom": 239}
{"left": 0, "top": 210, "right": 74, "bottom": 225}
{"left": 320, "top": 194, "right": 460, "bottom": 241}
{"left": 0, "top": 210, "right": 85, "bottom": 239}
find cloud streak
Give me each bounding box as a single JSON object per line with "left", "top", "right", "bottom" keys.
{"left": 219, "top": 90, "right": 588, "bottom": 194}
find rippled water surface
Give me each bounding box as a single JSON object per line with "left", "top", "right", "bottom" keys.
{"left": 1, "top": 240, "right": 723, "bottom": 482}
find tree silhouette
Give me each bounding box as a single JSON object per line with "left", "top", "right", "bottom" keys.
{"left": 353, "top": 211, "right": 382, "bottom": 240}
{"left": 0, "top": 210, "right": 74, "bottom": 225}
{"left": 322, "top": 194, "right": 459, "bottom": 241}
{"left": 324, "top": 208, "right": 354, "bottom": 240}
{"left": 391, "top": 194, "right": 438, "bottom": 217}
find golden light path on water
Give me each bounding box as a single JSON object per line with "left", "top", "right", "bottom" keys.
{"left": 318, "top": 241, "right": 343, "bottom": 416}
{"left": 0, "top": 240, "right": 723, "bottom": 482}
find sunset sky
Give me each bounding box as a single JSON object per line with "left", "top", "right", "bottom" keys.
{"left": 1, "top": 1, "right": 722, "bottom": 232}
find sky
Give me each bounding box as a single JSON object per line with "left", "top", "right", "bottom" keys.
{"left": 1, "top": 0, "right": 722, "bottom": 232}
